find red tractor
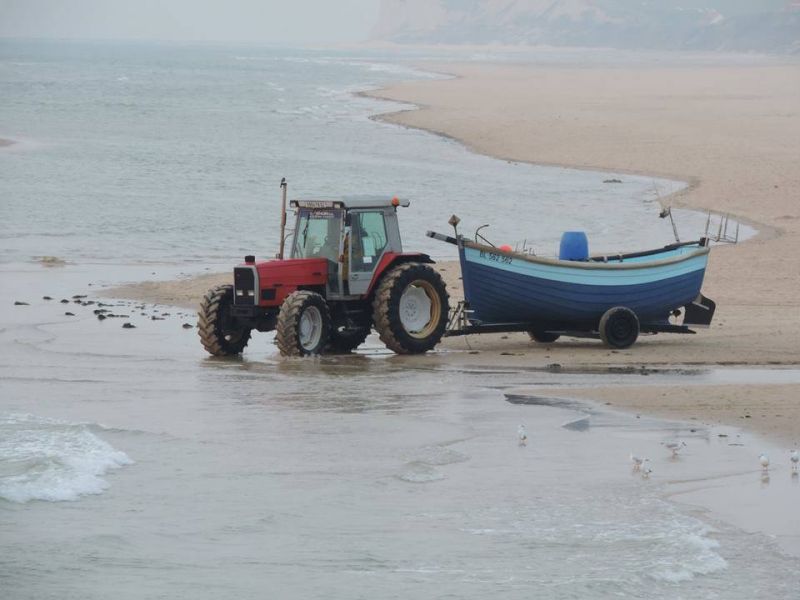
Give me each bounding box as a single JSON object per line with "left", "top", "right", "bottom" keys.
{"left": 198, "top": 181, "right": 450, "bottom": 357}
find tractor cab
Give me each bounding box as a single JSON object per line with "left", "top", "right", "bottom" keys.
{"left": 289, "top": 196, "right": 408, "bottom": 298}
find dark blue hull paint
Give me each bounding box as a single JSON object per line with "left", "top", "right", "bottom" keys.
{"left": 460, "top": 253, "right": 706, "bottom": 326}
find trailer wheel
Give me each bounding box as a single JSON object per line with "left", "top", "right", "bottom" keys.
{"left": 372, "top": 262, "right": 449, "bottom": 354}
{"left": 275, "top": 291, "right": 331, "bottom": 357}
{"left": 197, "top": 284, "right": 252, "bottom": 356}
{"left": 528, "top": 331, "right": 560, "bottom": 343}
{"left": 326, "top": 325, "right": 371, "bottom": 354}
{"left": 599, "top": 307, "right": 640, "bottom": 349}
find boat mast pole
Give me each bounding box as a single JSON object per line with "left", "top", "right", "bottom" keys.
{"left": 669, "top": 210, "right": 680, "bottom": 243}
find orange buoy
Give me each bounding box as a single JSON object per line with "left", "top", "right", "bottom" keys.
{"left": 499, "top": 244, "right": 513, "bottom": 252}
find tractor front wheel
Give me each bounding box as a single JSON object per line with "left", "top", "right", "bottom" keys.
{"left": 372, "top": 263, "right": 449, "bottom": 354}
{"left": 275, "top": 291, "right": 331, "bottom": 357}
{"left": 197, "top": 284, "right": 252, "bottom": 356}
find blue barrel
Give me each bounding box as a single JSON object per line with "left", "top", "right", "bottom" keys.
{"left": 559, "top": 231, "right": 589, "bottom": 261}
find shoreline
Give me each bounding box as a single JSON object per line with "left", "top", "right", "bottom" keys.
{"left": 504, "top": 386, "right": 800, "bottom": 558}
{"left": 364, "top": 67, "right": 785, "bottom": 242}
{"left": 365, "top": 94, "right": 778, "bottom": 244}
{"left": 525, "top": 383, "right": 800, "bottom": 448}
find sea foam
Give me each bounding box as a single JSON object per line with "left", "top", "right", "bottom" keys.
{"left": 0, "top": 413, "right": 133, "bottom": 503}
{"left": 648, "top": 526, "right": 728, "bottom": 583}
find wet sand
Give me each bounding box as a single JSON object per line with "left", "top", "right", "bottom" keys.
{"left": 521, "top": 383, "right": 800, "bottom": 448}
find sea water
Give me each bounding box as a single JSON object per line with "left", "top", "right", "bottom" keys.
{"left": 0, "top": 41, "right": 792, "bottom": 599}
{"left": 0, "top": 39, "right": 723, "bottom": 269}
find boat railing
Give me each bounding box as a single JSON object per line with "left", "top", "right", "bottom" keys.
{"left": 588, "top": 238, "right": 709, "bottom": 262}
{"left": 704, "top": 211, "right": 740, "bottom": 244}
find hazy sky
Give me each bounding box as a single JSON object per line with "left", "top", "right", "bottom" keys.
{"left": 0, "top": 0, "right": 382, "bottom": 44}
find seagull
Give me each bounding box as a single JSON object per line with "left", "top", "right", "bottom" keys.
{"left": 759, "top": 453, "right": 770, "bottom": 472}
{"left": 663, "top": 440, "right": 687, "bottom": 457}
{"left": 630, "top": 453, "right": 644, "bottom": 471}
{"left": 791, "top": 450, "right": 799, "bottom": 472}
{"left": 642, "top": 461, "right": 653, "bottom": 479}
{"left": 517, "top": 424, "right": 527, "bottom": 447}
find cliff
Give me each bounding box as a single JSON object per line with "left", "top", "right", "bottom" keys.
{"left": 371, "top": 0, "right": 800, "bottom": 54}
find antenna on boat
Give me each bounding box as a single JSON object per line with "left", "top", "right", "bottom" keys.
{"left": 659, "top": 207, "right": 681, "bottom": 243}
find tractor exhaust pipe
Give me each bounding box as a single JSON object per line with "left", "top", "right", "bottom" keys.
{"left": 278, "top": 177, "right": 288, "bottom": 259}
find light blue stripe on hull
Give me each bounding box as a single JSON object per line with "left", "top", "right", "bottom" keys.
{"left": 462, "top": 246, "right": 708, "bottom": 287}
{"left": 460, "top": 250, "right": 707, "bottom": 325}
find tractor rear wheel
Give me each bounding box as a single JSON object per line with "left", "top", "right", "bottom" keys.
{"left": 197, "top": 284, "right": 252, "bottom": 356}
{"left": 372, "top": 263, "right": 449, "bottom": 354}
{"left": 275, "top": 291, "right": 331, "bottom": 357}
{"left": 599, "top": 306, "right": 640, "bottom": 349}
{"left": 326, "top": 325, "right": 371, "bottom": 354}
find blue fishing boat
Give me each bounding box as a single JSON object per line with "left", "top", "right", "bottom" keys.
{"left": 427, "top": 228, "right": 716, "bottom": 348}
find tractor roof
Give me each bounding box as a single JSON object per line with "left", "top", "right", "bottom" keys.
{"left": 290, "top": 195, "right": 410, "bottom": 210}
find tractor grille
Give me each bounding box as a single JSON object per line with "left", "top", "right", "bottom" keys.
{"left": 233, "top": 267, "right": 257, "bottom": 306}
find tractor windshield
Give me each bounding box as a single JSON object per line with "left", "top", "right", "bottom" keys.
{"left": 291, "top": 208, "right": 343, "bottom": 261}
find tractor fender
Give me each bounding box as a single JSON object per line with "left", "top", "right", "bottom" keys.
{"left": 365, "top": 252, "right": 435, "bottom": 297}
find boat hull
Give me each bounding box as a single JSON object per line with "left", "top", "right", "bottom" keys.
{"left": 459, "top": 243, "right": 709, "bottom": 327}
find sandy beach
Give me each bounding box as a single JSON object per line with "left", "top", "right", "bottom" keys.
{"left": 107, "top": 59, "right": 800, "bottom": 442}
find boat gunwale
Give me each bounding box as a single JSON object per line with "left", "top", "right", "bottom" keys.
{"left": 459, "top": 239, "right": 710, "bottom": 271}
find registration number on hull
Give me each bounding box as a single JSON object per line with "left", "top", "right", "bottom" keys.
{"left": 479, "top": 250, "right": 512, "bottom": 265}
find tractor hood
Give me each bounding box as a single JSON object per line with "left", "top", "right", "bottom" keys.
{"left": 252, "top": 258, "right": 328, "bottom": 285}
{"left": 234, "top": 258, "right": 329, "bottom": 308}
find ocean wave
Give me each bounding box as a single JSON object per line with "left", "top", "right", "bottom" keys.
{"left": 646, "top": 525, "right": 728, "bottom": 583}
{"left": 315, "top": 85, "right": 361, "bottom": 98}
{"left": 355, "top": 61, "right": 444, "bottom": 79}
{"left": 0, "top": 413, "right": 133, "bottom": 503}
{"left": 241, "top": 55, "right": 443, "bottom": 81}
